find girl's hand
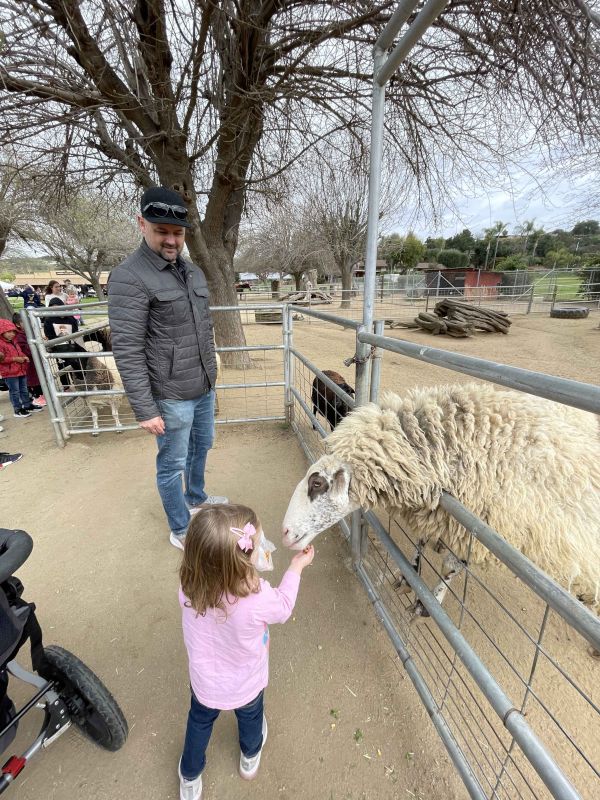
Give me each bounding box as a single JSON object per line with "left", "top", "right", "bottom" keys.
{"left": 291, "top": 544, "right": 315, "bottom": 571}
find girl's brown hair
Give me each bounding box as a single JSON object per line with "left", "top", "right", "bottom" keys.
{"left": 180, "top": 504, "right": 261, "bottom": 616}
{"left": 44, "top": 280, "right": 60, "bottom": 294}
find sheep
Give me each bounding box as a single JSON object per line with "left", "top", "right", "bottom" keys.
{"left": 283, "top": 382, "right": 600, "bottom": 642}
{"left": 311, "top": 370, "right": 355, "bottom": 431}
{"left": 75, "top": 329, "right": 124, "bottom": 435}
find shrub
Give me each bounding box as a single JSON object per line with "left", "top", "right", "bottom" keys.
{"left": 496, "top": 255, "right": 528, "bottom": 271}
{"left": 437, "top": 248, "right": 469, "bottom": 270}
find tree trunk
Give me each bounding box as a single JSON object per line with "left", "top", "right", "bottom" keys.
{"left": 305, "top": 268, "right": 318, "bottom": 288}
{"left": 0, "top": 234, "right": 17, "bottom": 320}
{"left": 294, "top": 273, "right": 303, "bottom": 290}
{"left": 270, "top": 279, "right": 280, "bottom": 300}
{"left": 0, "top": 286, "right": 13, "bottom": 321}
{"left": 90, "top": 275, "right": 105, "bottom": 299}
{"left": 340, "top": 263, "right": 353, "bottom": 309}
{"left": 188, "top": 235, "right": 251, "bottom": 368}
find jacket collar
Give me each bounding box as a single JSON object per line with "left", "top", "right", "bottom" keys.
{"left": 140, "top": 239, "right": 187, "bottom": 273}
{"left": 140, "top": 239, "right": 171, "bottom": 271}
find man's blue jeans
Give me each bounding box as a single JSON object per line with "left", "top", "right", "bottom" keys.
{"left": 180, "top": 690, "right": 264, "bottom": 780}
{"left": 5, "top": 376, "right": 29, "bottom": 412}
{"left": 156, "top": 391, "right": 215, "bottom": 535}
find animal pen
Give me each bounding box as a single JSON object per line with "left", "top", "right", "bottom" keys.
{"left": 19, "top": 3, "right": 600, "bottom": 798}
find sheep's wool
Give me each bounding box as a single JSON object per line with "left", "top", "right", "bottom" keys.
{"left": 326, "top": 383, "right": 600, "bottom": 610}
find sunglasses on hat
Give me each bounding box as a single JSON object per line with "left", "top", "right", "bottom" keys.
{"left": 142, "top": 201, "right": 188, "bottom": 221}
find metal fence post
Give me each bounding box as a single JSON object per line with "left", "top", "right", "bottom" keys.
{"left": 369, "top": 320, "right": 384, "bottom": 405}
{"left": 283, "top": 304, "right": 294, "bottom": 425}
{"left": 551, "top": 282, "right": 558, "bottom": 312}
{"left": 527, "top": 283, "right": 535, "bottom": 314}
{"left": 21, "top": 309, "right": 66, "bottom": 448}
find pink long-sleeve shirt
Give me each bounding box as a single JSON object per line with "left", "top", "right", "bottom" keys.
{"left": 180, "top": 570, "right": 301, "bottom": 710}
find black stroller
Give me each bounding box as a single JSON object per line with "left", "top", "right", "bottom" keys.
{"left": 0, "top": 528, "right": 128, "bottom": 792}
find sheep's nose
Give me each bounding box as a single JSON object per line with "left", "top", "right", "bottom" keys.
{"left": 282, "top": 527, "right": 296, "bottom": 546}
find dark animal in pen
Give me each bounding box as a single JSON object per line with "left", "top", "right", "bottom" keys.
{"left": 311, "top": 371, "right": 355, "bottom": 431}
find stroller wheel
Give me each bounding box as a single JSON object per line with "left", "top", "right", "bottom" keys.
{"left": 40, "top": 645, "right": 128, "bottom": 752}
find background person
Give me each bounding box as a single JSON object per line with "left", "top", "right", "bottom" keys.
{"left": 44, "top": 281, "right": 65, "bottom": 306}
{"left": 0, "top": 320, "right": 43, "bottom": 418}
{"left": 12, "top": 314, "right": 45, "bottom": 404}
{"left": 108, "top": 186, "right": 227, "bottom": 549}
{"left": 43, "top": 297, "right": 82, "bottom": 391}
{"left": 21, "top": 285, "right": 41, "bottom": 310}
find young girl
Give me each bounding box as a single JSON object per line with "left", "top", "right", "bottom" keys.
{"left": 178, "top": 503, "right": 314, "bottom": 800}
{"left": 12, "top": 314, "right": 44, "bottom": 404}
{"left": 0, "top": 319, "right": 43, "bottom": 418}
{"left": 64, "top": 285, "right": 82, "bottom": 324}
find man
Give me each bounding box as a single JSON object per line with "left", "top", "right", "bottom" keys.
{"left": 20, "top": 285, "right": 41, "bottom": 309}
{"left": 108, "top": 187, "right": 227, "bottom": 549}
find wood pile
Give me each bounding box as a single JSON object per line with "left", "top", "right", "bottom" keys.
{"left": 398, "top": 299, "right": 511, "bottom": 338}
{"left": 279, "top": 289, "right": 333, "bottom": 305}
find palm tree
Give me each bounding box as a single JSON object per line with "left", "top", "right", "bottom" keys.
{"left": 516, "top": 220, "right": 537, "bottom": 253}
{"left": 483, "top": 222, "right": 509, "bottom": 269}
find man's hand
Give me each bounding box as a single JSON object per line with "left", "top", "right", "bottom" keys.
{"left": 139, "top": 416, "right": 165, "bottom": 436}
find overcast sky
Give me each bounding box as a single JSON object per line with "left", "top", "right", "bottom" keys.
{"left": 400, "top": 163, "right": 595, "bottom": 240}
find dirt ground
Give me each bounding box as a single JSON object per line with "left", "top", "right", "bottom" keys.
{"left": 0, "top": 309, "right": 598, "bottom": 799}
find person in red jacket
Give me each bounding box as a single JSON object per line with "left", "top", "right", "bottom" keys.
{"left": 11, "top": 314, "right": 45, "bottom": 405}
{"left": 0, "top": 320, "right": 44, "bottom": 419}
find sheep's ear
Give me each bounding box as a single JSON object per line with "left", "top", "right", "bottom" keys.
{"left": 330, "top": 466, "right": 350, "bottom": 502}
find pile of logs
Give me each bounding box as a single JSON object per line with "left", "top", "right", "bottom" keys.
{"left": 401, "top": 299, "right": 511, "bottom": 338}
{"left": 279, "top": 289, "right": 333, "bottom": 305}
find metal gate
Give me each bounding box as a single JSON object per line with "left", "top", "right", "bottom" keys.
{"left": 20, "top": 301, "right": 288, "bottom": 447}
{"left": 288, "top": 304, "right": 600, "bottom": 800}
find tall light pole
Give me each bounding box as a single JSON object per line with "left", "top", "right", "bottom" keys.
{"left": 484, "top": 239, "right": 491, "bottom": 270}
{"left": 492, "top": 232, "right": 504, "bottom": 270}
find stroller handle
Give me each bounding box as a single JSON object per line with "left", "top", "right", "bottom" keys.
{"left": 0, "top": 529, "right": 33, "bottom": 583}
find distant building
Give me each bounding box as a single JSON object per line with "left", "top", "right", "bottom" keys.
{"left": 420, "top": 267, "right": 502, "bottom": 299}
{"left": 12, "top": 270, "right": 111, "bottom": 289}
{"left": 351, "top": 259, "right": 387, "bottom": 277}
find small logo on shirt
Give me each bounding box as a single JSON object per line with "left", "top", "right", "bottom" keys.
{"left": 263, "top": 624, "right": 269, "bottom": 648}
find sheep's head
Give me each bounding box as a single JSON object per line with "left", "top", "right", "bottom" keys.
{"left": 282, "top": 455, "right": 359, "bottom": 549}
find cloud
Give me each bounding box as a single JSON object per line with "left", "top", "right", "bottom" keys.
{"left": 391, "top": 160, "right": 596, "bottom": 239}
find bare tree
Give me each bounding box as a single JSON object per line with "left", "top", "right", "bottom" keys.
{"left": 30, "top": 192, "right": 139, "bottom": 298}
{"left": 1, "top": 2, "right": 598, "bottom": 348}
{"left": 302, "top": 142, "right": 402, "bottom": 307}
{"left": 304, "top": 162, "right": 370, "bottom": 309}
{"left": 237, "top": 202, "right": 331, "bottom": 292}
{"left": 0, "top": 153, "right": 57, "bottom": 319}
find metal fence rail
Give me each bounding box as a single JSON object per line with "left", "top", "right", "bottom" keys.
{"left": 19, "top": 296, "right": 600, "bottom": 799}
{"left": 233, "top": 282, "right": 600, "bottom": 326}
{"left": 288, "top": 303, "right": 600, "bottom": 800}
{"left": 21, "top": 302, "right": 288, "bottom": 445}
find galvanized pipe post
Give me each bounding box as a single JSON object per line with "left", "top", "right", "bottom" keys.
{"left": 356, "top": 45, "right": 386, "bottom": 407}
{"left": 282, "top": 303, "right": 294, "bottom": 425}
{"left": 369, "top": 320, "right": 385, "bottom": 404}
{"left": 21, "top": 309, "right": 66, "bottom": 448}
{"left": 527, "top": 283, "right": 535, "bottom": 314}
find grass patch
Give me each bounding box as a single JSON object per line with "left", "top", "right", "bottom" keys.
{"left": 533, "top": 274, "right": 582, "bottom": 300}
{"left": 7, "top": 295, "right": 104, "bottom": 311}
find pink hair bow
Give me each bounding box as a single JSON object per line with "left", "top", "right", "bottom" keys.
{"left": 231, "top": 522, "right": 256, "bottom": 552}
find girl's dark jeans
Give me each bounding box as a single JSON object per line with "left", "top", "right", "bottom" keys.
{"left": 5, "top": 376, "right": 29, "bottom": 412}
{"left": 180, "top": 689, "right": 264, "bottom": 780}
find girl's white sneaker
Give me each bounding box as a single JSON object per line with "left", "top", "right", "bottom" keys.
{"left": 178, "top": 761, "right": 202, "bottom": 800}
{"left": 239, "top": 715, "right": 268, "bottom": 780}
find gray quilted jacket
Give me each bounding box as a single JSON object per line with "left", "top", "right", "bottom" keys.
{"left": 108, "top": 241, "right": 217, "bottom": 422}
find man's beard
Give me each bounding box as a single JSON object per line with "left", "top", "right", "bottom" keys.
{"left": 160, "top": 245, "right": 181, "bottom": 261}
